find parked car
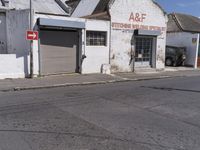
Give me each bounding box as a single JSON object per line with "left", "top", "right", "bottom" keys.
{"left": 165, "top": 46, "right": 186, "bottom": 66}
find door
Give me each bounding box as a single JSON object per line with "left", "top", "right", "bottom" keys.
{"left": 0, "top": 13, "right": 7, "bottom": 54}
{"left": 40, "top": 29, "right": 79, "bottom": 75}
{"left": 135, "top": 36, "right": 153, "bottom": 67}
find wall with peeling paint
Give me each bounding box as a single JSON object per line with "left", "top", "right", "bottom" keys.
{"left": 109, "top": 0, "right": 167, "bottom": 72}
{"left": 167, "top": 32, "right": 199, "bottom": 68}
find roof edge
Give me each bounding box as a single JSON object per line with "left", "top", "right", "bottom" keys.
{"left": 152, "top": 0, "right": 167, "bottom": 16}
{"left": 171, "top": 13, "right": 184, "bottom": 31}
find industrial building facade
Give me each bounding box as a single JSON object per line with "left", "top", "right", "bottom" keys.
{"left": 0, "top": 0, "right": 167, "bottom": 79}
{"left": 70, "top": 0, "right": 168, "bottom": 72}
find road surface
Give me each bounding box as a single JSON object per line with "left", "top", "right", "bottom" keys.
{"left": 0, "top": 76, "right": 199, "bottom": 150}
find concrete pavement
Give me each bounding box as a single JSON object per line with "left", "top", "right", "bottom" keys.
{"left": 0, "top": 69, "right": 200, "bottom": 92}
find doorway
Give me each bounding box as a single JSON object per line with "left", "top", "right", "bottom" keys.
{"left": 134, "top": 36, "right": 154, "bottom": 68}
{"left": 39, "top": 29, "right": 80, "bottom": 75}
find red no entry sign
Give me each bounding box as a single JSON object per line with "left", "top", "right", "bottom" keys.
{"left": 26, "top": 31, "right": 38, "bottom": 40}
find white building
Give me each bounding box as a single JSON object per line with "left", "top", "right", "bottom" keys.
{"left": 167, "top": 13, "right": 200, "bottom": 68}
{"left": 0, "top": 0, "right": 168, "bottom": 79}
{"left": 69, "top": 0, "right": 168, "bottom": 73}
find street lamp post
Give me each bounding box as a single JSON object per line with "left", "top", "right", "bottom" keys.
{"left": 30, "top": 0, "right": 33, "bottom": 78}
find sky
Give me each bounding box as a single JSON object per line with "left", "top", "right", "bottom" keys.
{"left": 156, "top": 0, "right": 200, "bottom": 17}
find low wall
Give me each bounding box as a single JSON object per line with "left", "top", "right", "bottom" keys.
{"left": 0, "top": 54, "right": 28, "bottom": 79}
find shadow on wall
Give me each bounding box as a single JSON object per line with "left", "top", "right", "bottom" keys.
{"left": 39, "top": 29, "right": 78, "bottom": 47}
{"left": 16, "top": 52, "right": 29, "bottom": 78}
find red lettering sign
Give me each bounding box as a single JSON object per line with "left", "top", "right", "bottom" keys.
{"left": 129, "top": 13, "right": 147, "bottom": 22}
{"left": 112, "top": 22, "right": 166, "bottom": 32}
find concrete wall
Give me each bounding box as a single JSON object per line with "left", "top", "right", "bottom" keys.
{"left": 167, "top": 32, "right": 199, "bottom": 68}
{"left": 109, "top": 0, "right": 167, "bottom": 72}
{"left": 0, "top": 54, "right": 25, "bottom": 79}
{"left": 0, "top": 9, "right": 30, "bottom": 79}
{"left": 6, "top": 9, "right": 30, "bottom": 55}
{"left": 0, "top": 12, "right": 7, "bottom": 54}
{"left": 82, "top": 19, "right": 110, "bottom": 74}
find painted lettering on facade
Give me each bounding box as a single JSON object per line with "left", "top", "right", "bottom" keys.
{"left": 129, "top": 13, "right": 147, "bottom": 22}
{"left": 112, "top": 12, "right": 166, "bottom": 32}
{"left": 112, "top": 22, "right": 166, "bottom": 32}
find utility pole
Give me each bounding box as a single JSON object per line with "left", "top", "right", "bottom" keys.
{"left": 30, "top": 0, "right": 33, "bottom": 78}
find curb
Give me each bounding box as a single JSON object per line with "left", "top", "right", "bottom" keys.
{"left": 11, "top": 75, "right": 174, "bottom": 92}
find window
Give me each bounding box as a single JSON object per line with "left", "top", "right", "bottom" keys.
{"left": 86, "top": 31, "right": 107, "bottom": 46}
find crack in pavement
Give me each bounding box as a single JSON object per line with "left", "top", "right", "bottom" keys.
{"left": 141, "top": 86, "right": 200, "bottom": 93}
{"left": 0, "top": 129, "right": 185, "bottom": 150}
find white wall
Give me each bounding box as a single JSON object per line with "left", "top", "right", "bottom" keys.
{"left": 0, "top": 9, "right": 30, "bottom": 79}
{"left": 109, "top": 0, "right": 167, "bottom": 72}
{"left": 33, "top": 14, "right": 86, "bottom": 76}
{"left": 0, "top": 55, "right": 26, "bottom": 79}
{"left": 167, "top": 32, "right": 199, "bottom": 68}
{"left": 34, "top": 14, "right": 110, "bottom": 74}
{"left": 82, "top": 19, "right": 110, "bottom": 74}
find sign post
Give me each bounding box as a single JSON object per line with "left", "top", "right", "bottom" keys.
{"left": 29, "top": 0, "right": 33, "bottom": 78}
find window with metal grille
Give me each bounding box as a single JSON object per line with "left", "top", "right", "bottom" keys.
{"left": 86, "top": 31, "right": 107, "bottom": 46}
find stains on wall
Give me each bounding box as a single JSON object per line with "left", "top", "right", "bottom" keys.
{"left": 109, "top": 0, "right": 167, "bottom": 73}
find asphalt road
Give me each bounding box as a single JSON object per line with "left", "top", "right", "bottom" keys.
{"left": 0, "top": 76, "right": 200, "bottom": 150}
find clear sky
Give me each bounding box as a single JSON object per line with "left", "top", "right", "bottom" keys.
{"left": 156, "top": 0, "right": 200, "bottom": 17}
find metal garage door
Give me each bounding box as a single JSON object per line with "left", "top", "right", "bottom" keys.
{"left": 40, "top": 29, "right": 79, "bottom": 75}
{"left": 0, "top": 13, "right": 7, "bottom": 54}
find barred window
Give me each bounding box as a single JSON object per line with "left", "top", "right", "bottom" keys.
{"left": 86, "top": 31, "right": 107, "bottom": 46}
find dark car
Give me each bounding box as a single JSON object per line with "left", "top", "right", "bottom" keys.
{"left": 165, "top": 46, "right": 186, "bottom": 66}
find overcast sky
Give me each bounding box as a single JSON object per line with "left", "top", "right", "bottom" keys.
{"left": 156, "top": 0, "right": 200, "bottom": 17}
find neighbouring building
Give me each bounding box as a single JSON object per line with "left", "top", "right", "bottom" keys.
{"left": 69, "top": 0, "right": 168, "bottom": 73}
{"left": 167, "top": 13, "right": 200, "bottom": 68}
{"left": 0, "top": 0, "right": 168, "bottom": 79}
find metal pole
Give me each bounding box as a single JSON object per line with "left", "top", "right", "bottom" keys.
{"left": 30, "top": 0, "right": 33, "bottom": 78}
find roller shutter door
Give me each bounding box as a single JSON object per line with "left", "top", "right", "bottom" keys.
{"left": 40, "top": 29, "right": 79, "bottom": 75}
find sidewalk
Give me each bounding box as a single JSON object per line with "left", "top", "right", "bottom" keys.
{"left": 0, "top": 69, "right": 200, "bottom": 92}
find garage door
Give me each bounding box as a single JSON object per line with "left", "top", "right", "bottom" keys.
{"left": 40, "top": 29, "right": 79, "bottom": 75}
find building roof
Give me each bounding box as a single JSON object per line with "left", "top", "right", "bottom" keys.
{"left": 65, "top": 0, "right": 80, "bottom": 14}
{"left": 0, "top": 0, "right": 4, "bottom": 6}
{"left": 92, "top": 0, "right": 110, "bottom": 14}
{"left": 68, "top": 0, "right": 166, "bottom": 19}
{"left": 168, "top": 13, "right": 200, "bottom": 33}
{"left": 5, "top": 0, "right": 70, "bottom": 15}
